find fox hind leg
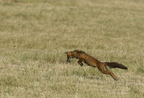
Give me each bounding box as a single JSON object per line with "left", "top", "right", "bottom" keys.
{"left": 98, "top": 64, "right": 119, "bottom": 81}
{"left": 102, "top": 70, "right": 118, "bottom": 81}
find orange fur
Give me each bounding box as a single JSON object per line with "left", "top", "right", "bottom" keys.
{"left": 65, "top": 50, "right": 128, "bottom": 81}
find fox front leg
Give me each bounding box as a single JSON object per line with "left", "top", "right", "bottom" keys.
{"left": 66, "top": 55, "right": 71, "bottom": 63}
{"left": 78, "top": 59, "right": 84, "bottom": 66}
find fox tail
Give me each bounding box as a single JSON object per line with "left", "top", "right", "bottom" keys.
{"left": 104, "top": 62, "right": 128, "bottom": 70}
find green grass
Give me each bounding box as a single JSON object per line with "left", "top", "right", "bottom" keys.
{"left": 0, "top": 0, "right": 144, "bottom": 98}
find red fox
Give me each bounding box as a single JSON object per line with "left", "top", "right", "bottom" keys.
{"left": 64, "top": 50, "right": 128, "bottom": 81}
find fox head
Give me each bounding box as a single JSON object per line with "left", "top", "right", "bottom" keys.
{"left": 64, "top": 50, "right": 79, "bottom": 62}
{"left": 64, "top": 50, "right": 79, "bottom": 57}
{"left": 64, "top": 50, "right": 85, "bottom": 63}
{"left": 64, "top": 51, "right": 72, "bottom": 63}
{"left": 64, "top": 51, "right": 73, "bottom": 57}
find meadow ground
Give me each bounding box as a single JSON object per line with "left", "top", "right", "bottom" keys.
{"left": 0, "top": 0, "right": 144, "bottom": 98}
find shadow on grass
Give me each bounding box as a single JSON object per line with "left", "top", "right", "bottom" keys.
{"left": 85, "top": 76, "right": 100, "bottom": 80}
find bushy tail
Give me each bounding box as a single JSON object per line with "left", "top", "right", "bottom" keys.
{"left": 104, "top": 62, "right": 128, "bottom": 70}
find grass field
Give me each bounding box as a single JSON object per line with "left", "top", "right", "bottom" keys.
{"left": 0, "top": 0, "right": 144, "bottom": 98}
